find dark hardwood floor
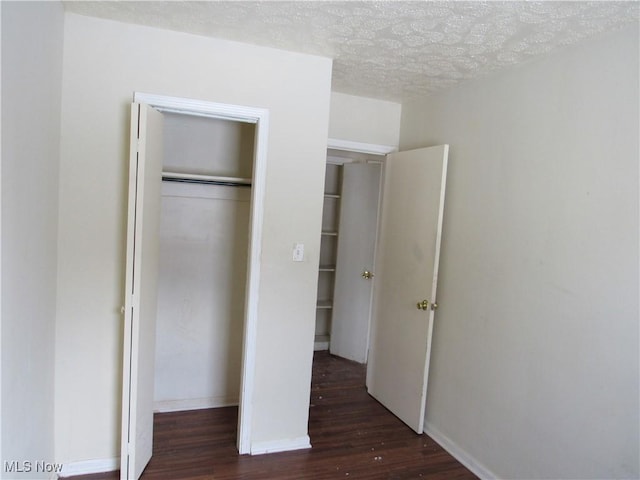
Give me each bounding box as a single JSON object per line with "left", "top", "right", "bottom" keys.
{"left": 65, "top": 352, "right": 476, "bottom": 479}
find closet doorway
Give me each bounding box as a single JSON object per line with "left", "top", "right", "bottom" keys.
{"left": 121, "top": 94, "right": 269, "bottom": 480}
{"left": 313, "top": 141, "right": 450, "bottom": 442}
{"left": 314, "top": 142, "right": 394, "bottom": 363}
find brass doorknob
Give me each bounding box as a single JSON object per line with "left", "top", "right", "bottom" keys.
{"left": 417, "top": 300, "right": 429, "bottom": 310}
{"left": 431, "top": 302, "right": 438, "bottom": 311}
{"left": 362, "top": 270, "right": 374, "bottom": 279}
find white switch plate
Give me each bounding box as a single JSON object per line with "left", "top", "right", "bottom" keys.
{"left": 293, "top": 243, "right": 304, "bottom": 262}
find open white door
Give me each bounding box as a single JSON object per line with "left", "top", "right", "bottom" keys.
{"left": 121, "top": 103, "right": 164, "bottom": 479}
{"left": 367, "top": 145, "right": 449, "bottom": 434}
{"left": 330, "top": 162, "right": 381, "bottom": 363}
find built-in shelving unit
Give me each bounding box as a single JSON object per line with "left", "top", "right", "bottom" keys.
{"left": 315, "top": 162, "right": 342, "bottom": 350}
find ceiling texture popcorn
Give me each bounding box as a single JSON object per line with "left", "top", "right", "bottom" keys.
{"left": 64, "top": 1, "right": 639, "bottom": 101}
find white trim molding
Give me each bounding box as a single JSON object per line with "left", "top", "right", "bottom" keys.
{"left": 58, "top": 457, "right": 119, "bottom": 478}
{"left": 130, "top": 92, "right": 269, "bottom": 456}
{"left": 133, "top": 92, "right": 263, "bottom": 123}
{"left": 153, "top": 396, "right": 239, "bottom": 413}
{"left": 423, "top": 421, "right": 496, "bottom": 480}
{"left": 250, "top": 435, "right": 311, "bottom": 455}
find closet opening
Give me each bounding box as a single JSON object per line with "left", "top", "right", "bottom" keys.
{"left": 122, "top": 94, "right": 270, "bottom": 477}
{"left": 120, "top": 92, "right": 269, "bottom": 478}
{"left": 154, "top": 112, "right": 254, "bottom": 438}
{"left": 314, "top": 147, "right": 385, "bottom": 363}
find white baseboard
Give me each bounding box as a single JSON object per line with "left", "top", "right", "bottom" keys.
{"left": 57, "top": 457, "right": 118, "bottom": 478}
{"left": 154, "top": 396, "right": 238, "bottom": 413}
{"left": 423, "top": 421, "right": 496, "bottom": 480}
{"left": 250, "top": 435, "right": 311, "bottom": 455}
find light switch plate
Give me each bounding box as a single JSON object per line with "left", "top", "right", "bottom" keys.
{"left": 293, "top": 243, "right": 304, "bottom": 262}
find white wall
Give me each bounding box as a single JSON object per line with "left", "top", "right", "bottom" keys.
{"left": 163, "top": 113, "right": 254, "bottom": 177}
{"left": 329, "top": 92, "right": 401, "bottom": 148}
{"left": 1, "top": 2, "right": 64, "bottom": 478}
{"left": 400, "top": 25, "right": 639, "bottom": 479}
{"left": 155, "top": 183, "right": 249, "bottom": 412}
{"left": 55, "top": 13, "right": 331, "bottom": 466}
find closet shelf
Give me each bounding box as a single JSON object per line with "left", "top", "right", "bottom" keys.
{"left": 316, "top": 300, "right": 333, "bottom": 309}
{"left": 324, "top": 193, "right": 341, "bottom": 199}
{"left": 321, "top": 231, "right": 338, "bottom": 236}
{"left": 318, "top": 265, "right": 336, "bottom": 272}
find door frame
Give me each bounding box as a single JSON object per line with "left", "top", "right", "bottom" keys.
{"left": 325, "top": 138, "right": 395, "bottom": 362}
{"left": 130, "top": 92, "right": 269, "bottom": 455}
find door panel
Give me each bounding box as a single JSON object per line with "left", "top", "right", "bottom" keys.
{"left": 330, "top": 163, "right": 381, "bottom": 363}
{"left": 367, "top": 145, "right": 448, "bottom": 434}
{"left": 121, "top": 103, "right": 164, "bottom": 479}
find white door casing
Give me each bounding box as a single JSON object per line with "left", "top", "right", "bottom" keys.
{"left": 330, "top": 162, "right": 382, "bottom": 363}
{"left": 367, "top": 145, "right": 449, "bottom": 434}
{"left": 121, "top": 103, "right": 164, "bottom": 479}
{"left": 121, "top": 94, "right": 270, "bottom": 476}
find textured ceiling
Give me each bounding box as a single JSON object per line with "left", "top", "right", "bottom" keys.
{"left": 63, "top": 1, "right": 639, "bottom": 102}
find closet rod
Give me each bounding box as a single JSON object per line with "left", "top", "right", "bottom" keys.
{"left": 162, "top": 171, "right": 252, "bottom": 187}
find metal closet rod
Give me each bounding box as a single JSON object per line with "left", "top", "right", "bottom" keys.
{"left": 162, "top": 171, "right": 252, "bottom": 187}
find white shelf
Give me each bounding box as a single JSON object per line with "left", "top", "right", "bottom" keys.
{"left": 316, "top": 300, "right": 333, "bottom": 309}
{"left": 319, "top": 265, "right": 336, "bottom": 272}
{"left": 321, "top": 231, "right": 338, "bottom": 236}
{"left": 324, "top": 193, "right": 341, "bottom": 199}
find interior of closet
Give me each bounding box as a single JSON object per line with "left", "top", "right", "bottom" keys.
{"left": 153, "top": 112, "right": 255, "bottom": 414}
{"left": 315, "top": 161, "right": 342, "bottom": 350}
{"left": 314, "top": 148, "right": 384, "bottom": 361}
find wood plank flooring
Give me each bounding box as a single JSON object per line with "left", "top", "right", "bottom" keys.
{"left": 64, "top": 352, "right": 476, "bottom": 479}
